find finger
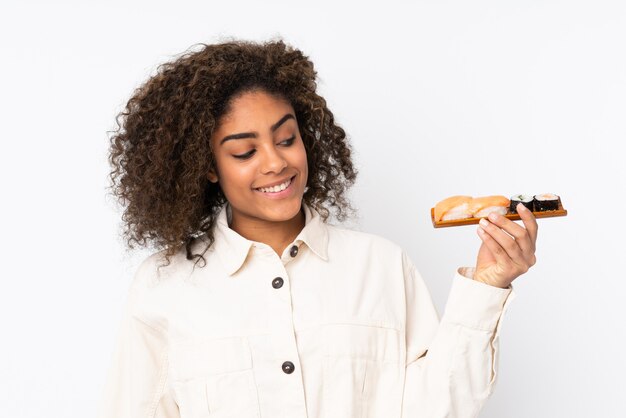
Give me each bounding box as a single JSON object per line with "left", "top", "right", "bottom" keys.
{"left": 477, "top": 225, "right": 512, "bottom": 267}
{"left": 515, "top": 203, "right": 539, "bottom": 248}
{"left": 486, "top": 211, "right": 535, "bottom": 258}
{"left": 479, "top": 217, "right": 526, "bottom": 268}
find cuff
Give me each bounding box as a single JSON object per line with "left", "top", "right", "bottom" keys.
{"left": 441, "top": 267, "right": 516, "bottom": 331}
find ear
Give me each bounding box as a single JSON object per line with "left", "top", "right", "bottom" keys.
{"left": 207, "top": 167, "right": 219, "bottom": 183}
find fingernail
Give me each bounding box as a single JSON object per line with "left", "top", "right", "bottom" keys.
{"left": 488, "top": 212, "right": 498, "bottom": 221}
{"left": 479, "top": 218, "right": 489, "bottom": 227}
{"left": 517, "top": 203, "right": 527, "bottom": 212}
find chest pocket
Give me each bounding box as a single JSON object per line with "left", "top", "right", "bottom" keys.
{"left": 169, "top": 337, "right": 261, "bottom": 418}
{"left": 321, "top": 321, "right": 405, "bottom": 418}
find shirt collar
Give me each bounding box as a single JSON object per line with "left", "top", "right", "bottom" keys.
{"left": 211, "top": 201, "right": 329, "bottom": 276}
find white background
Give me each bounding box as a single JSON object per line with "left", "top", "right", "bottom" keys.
{"left": 2, "top": 1, "right": 624, "bottom": 417}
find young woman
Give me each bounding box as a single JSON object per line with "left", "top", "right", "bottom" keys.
{"left": 100, "top": 39, "right": 538, "bottom": 418}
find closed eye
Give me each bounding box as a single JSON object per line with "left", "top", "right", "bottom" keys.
{"left": 233, "top": 135, "right": 296, "bottom": 160}
{"left": 281, "top": 135, "right": 296, "bottom": 146}
{"left": 233, "top": 149, "right": 256, "bottom": 160}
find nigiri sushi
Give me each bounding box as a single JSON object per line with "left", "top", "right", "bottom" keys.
{"left": 434, "top": 195, "right": 473, "bottom": 222}
{"left": 468, "top": 195, "right": 510, "bottom": 218}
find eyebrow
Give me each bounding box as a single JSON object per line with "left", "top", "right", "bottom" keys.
{"left": 219, "top": 113, "right": 296, "bottom": 146}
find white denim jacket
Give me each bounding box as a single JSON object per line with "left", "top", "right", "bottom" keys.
{"left": 98, "top": 201, "right": 515, "bottom": 418}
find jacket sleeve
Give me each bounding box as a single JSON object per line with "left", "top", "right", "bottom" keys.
{"left": 400, "top": 252, "right": 516, "bottom": 418}
{"left": 97, "top": 258, "right": 179, "bottom": 418}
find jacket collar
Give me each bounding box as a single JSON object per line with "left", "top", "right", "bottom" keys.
{"left": 211, "top": 201, "right": 329, "bottom": 276}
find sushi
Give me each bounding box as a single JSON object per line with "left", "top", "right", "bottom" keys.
{"left": 510, "top": 194, "right": 534, "bottom": 213}
{"left": 434, "top": 195, "right": 510, "bottom": 221}
{"left": 431, "top": 193, "right": 566, "bottom": 228}
{"left": 534, "top": 193, "right": 560, "bottom": 211}
{"left": 468, "top": 195, "right": 510, "bottom": 218}
{"left": 434, "top": 195, "right": 473, "bottom": 222}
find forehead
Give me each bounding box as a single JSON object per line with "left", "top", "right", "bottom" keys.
{"left": 219, "top": 91, "right": 294, "bottom": 126}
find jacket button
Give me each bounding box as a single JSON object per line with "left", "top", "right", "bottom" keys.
{"left": 289, "top": 245, "right": 298, "bottom": 257}
{"left": 282, "top": 361, "right": 295, "bottom": 374}
{"left": 272, "top": 277, "right": 284, "bottom": 289}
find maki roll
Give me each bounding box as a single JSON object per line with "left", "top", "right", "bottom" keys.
{"left": 510, "top": 194, "right": 534, "bottom": 213}
{"left": 534, "top": 193, "right": 560, "bottom": 211}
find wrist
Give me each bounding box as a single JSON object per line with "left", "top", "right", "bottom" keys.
{"left": 473, "top": 270, "right": 510, "bottom": 289}
{"left": 458, "top": 266, "right": 476, "bottom": 279}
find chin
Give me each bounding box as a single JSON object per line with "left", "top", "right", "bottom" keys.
{"left": 261, "top": 198, "right": 303, "bottom": 220}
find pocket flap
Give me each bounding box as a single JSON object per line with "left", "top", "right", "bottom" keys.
{"left": 170, "top": 336, "right": 252, "bottom": 381}
{"left": 323, "top": 323, "right": 402, "bottom": 363}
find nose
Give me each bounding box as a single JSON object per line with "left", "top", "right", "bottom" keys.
{"left": 259, "top": 141, "right": 288, "bottom": 174}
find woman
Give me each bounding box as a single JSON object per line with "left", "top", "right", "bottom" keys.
{"left": 101, "top": 38, "right": 538, "bottom": 418}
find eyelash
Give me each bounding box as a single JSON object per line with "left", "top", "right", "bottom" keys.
{"left": 233, "top": 136, "right": 296, "bottom": 160}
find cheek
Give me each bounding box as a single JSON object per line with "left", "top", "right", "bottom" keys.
{"left": 214, "top": 155, "right": 252, "bottom": 190}
{"left": 294, "top": 141, "right": 308, "bottom": 171}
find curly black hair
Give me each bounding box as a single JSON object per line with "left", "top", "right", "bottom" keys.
{"left": 107, "top": 37, "right": 358, "bottom": 270}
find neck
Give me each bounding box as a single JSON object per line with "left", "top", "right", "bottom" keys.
{"left": 229, "top": 205, "right": 306, "bottom": 256}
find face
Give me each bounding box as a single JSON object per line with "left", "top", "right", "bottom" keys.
{"left": 208, "top": 90, "right": 308, "bottom": 225}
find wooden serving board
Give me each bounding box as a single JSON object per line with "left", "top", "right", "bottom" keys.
{"left": 431, "top": 201, "right": 568, "bottom": 228}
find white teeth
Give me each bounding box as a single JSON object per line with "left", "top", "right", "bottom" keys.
{"left": 257, "top": 178, "right": 292, "bottom": 193}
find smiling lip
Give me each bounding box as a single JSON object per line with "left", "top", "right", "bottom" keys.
{"left": 254, "top": 175, "right": 295, "bottom": 190}
{"left": 253, "top": 175, "right": 296, "bottom": 199}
